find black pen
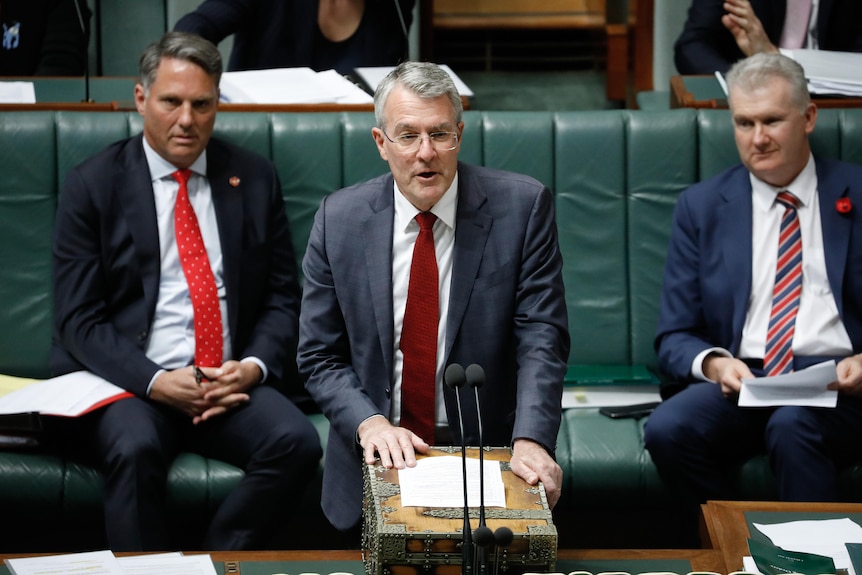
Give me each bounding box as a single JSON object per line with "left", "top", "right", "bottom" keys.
{"left": 193, "top": 366, "right": 206, "bottom": 386}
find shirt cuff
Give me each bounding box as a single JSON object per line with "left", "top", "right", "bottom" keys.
{"left": 240, "top": 356, "right": 267, "bottom": 383}
{"left": 692, "top": 347, "right": 733, "bottom": 382}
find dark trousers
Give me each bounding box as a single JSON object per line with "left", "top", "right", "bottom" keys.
{"left": 644, "top": 381, "right": 862, "bottom": 505}
{"left": 74, "top": 385, "right": 321, "bottom": 551}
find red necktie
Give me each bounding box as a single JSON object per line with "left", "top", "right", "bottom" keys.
{"left": 764, "top": 191, "right": 802, "bottom": 376}
{"left": 172, "top": 169, "right": 223, "bottom": 368}
{"left": 400, "top": 212, "right": 439, "bottom": 442}
{"left": 779, "top": 0, "right": 813, "bottom": 49}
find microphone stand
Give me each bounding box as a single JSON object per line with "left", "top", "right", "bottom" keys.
{"left": 467, "top": 364, "right": 492, "bottom": 574}
{"left": 72, "top": 0, "right": 92, "bottom": 103}
{"left": 444, "top": 363, "right": 472, "bottom": 575}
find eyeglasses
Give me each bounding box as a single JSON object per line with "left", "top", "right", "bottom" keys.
{"left": 382, "top": 129, "right": 459, "bottom": 152}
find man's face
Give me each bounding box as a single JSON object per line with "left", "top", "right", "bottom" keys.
{"left": 134, "top": 57, "right": 218, "bottom": 169}
{"left": 371, "top": 85, "right": 463, "bottom": 212}
{"left": 730, "top": 76, "right": 817, "bottom": 188}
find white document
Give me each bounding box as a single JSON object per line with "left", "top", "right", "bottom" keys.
{"left": 786, "top": 49, "right": 862, "bottom": 96}
{"left": 0, "top": 81, "right": 36, "bottom": 103}
{"left": 117, "top": 553, "right": 217, "bottom": 575}
{"left": 0, "top": 371, "right": 131, "bottom": 417}
{"left": 738, "top": 360, "right": 838, "bottom": 408}
{"left": 219, "top": 67, "right": 373, "bottom": 104}
{"left": 563, "top": 385, "right": 660, "bottom": 408}
{"left": 355, "top": 64, "right": 475, "bottom": 97}
{"left": 5, "top": 550, "right": 124, "bottom": 575}
{"left": 398, "top": 455, "right": 506, "bottom": 508}
{"left": 744, "top": 518, "right": 862, "bottom": 575}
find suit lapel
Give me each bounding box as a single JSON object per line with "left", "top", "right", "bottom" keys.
{"left": 117, "top": 136, "right": 161, "bottom": 321}
{"left": 445, "top": 166, "right": 492, "bottom": 362}
{"left": 718, "top": 168, "right": 754, "bottom": 346}
{"left": 816, "top": 159, "right": 851, "bottom": 318}
{"left": 207, "top": 141, "right": 244, "bottom": 337}
{"left": 363, "top": 180, "right": 396, "bottom": 377}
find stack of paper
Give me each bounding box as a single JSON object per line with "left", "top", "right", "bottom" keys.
{"left": 787, "top": 49, "right": 862, "bottom": 96}
{"left": 354, "top": 64, "right": 474, "bottom": 98}
{"left": 4, "top": 550, "right": 218, "bottom": 575}
{"left": 0, "top": 371, "right": 132, "bottom": 417}
{"left": 219, "top": 67, "right": 373, "bottom": 104}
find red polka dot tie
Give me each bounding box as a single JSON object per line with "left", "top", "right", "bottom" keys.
{"left": 399, "top": 212, "right": 438, "bottom": 442}
{"left": 764, "top": 191, "right": 802, "bottom": 376}
{"left": 172, "top": 169, "right": 223, "bottom": 368}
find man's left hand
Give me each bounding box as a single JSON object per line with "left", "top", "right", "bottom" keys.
{"left": 829, "top": 354, "right": 862, "bottom": 396}
{"left": 510, "top": 438, "right": 562, "bottom": 509}
{"left": 193, "top": 360, "right": 260, "bottom": 424}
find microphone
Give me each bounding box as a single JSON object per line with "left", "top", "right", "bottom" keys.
{"left": 444, "top": 363, "right": 472, "bottom": 575}
{"left": 492, "top": 526, "right": 514, "bottom": 575}
{"left": 71, "top": 0, "right": 92, "bottom": 103}
{"left": 466, "top": 364, "right": 491, "bottom": 574}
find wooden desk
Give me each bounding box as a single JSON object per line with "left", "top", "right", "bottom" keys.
{"left": 0, "top": 548, "right": 728, "bottom": 574}
{"left": 671, "top": 75, "right": 862, "bottom": 109}
{"left": 700, "top": 500, "right": 862, "bottom": 572}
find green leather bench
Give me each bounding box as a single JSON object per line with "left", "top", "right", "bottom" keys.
{"left": 2, "top": 109, "right": 862, "bottom": 552}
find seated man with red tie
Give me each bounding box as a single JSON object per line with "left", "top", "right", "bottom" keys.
{"left": 644, "top": 52, "right": 862, "bottom": 523}
{"left": 50, "top": 31, "right": 321, "bottom": 551}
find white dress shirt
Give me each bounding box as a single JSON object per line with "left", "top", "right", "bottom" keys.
{"left": 390, "top": 173, "right": 458, "bottom": 428}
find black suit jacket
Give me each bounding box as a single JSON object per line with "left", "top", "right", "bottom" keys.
{"left": 51, "top": 134, "right": 302, "bottom": 398}
{"left": 675, "top": 0, "right": 862, "bottom": 74}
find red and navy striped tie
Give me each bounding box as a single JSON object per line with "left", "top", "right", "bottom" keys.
{"left": 764, "top": 191, "right": 802, "bottom": 376}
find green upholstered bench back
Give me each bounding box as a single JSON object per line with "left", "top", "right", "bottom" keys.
{"left": 3, "top": 109, "right": 862, "bottom": 380}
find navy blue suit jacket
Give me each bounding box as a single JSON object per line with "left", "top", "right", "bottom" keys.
{"left": 655, "top": 157, "right": 862, "bottom": 395}
{"left": 174, "top": 0, "right": 415, "bottom": 75}
{"left": 297, "top": 162, "right": 570, "bottom": 530}
{"left": 674, "top": 0, "right": 862, "bottom": 74}
{"left": 51, "top": 135, "right": 302, "bottom": 398}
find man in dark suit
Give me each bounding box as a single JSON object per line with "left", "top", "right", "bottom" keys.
{"left": 297, "top": 61, "right": 570, "bottom": 532}
{"left": 51, "top": 31, "right": 321, "bottom": 551}
{"left": 644, "top": 53, "right": 862, "bottom": 512}
{"left": 674, "top": 0, "right": 862, "bottom": 74}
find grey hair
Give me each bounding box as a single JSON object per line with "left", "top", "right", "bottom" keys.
{"left": 373, "top": 61, "right": 463, "bottom": 129}
{"left": 725, "top": 52, "right": 810, "bottom": 112}
{"left": 139, "top": 31, "right": 222, "bottom": 93}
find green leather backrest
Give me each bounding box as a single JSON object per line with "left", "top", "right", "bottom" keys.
{"left": 3, "top": 109, "right": 862, "bottom": 379}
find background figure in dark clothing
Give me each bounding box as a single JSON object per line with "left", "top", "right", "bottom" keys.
{"left": 174, "top": 0, "right": 415, "bottom": 76}
{"left": 0, "top": 0, "right": 90, "bottom": 75}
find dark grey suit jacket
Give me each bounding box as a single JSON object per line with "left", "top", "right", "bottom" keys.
{"left": 298, "top": 162, "right": 570, "bottom": 530}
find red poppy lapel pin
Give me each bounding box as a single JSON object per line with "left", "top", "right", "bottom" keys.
{"left": 836, "top": 197, "right": 852, "bottom": 214}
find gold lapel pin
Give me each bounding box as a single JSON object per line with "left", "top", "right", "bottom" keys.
{"left": 229, "top": 176, "right": 241, "bottom": 187}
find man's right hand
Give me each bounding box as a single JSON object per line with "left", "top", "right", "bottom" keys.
{"left": 722, "top": 0, "right": 780, "bottom": 57}
{"left": 149, "top": 366, "right": 218, "bottom": 418}
{"left": 357, "top": 415, "right": 430, "bottom": 470}
{"left": 703, "top": 354, "right": 755, "bottom": 396}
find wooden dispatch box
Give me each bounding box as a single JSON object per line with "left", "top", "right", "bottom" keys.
{"left": 362, "top": 446, "right": 557, "bottom": 575}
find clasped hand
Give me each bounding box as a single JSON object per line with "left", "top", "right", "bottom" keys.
{"left": 150, "top": 361, "right": 261, "bottom": 424}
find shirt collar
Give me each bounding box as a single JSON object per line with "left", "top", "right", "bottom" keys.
{"left": 750, "top": 153, "right": 816, "bottom": 212}
{"left": 393, "top": 171, "right": 459, "bottom": 232}
{"left": 141, "top": 137, "right": 207, "bottom": 182}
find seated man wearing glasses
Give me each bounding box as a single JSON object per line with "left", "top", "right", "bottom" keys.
{"left": 298, "top": 61, "right": 570, "bottom": 533}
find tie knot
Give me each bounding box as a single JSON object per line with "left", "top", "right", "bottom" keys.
{"left": 415, "top": 212, "right": 437, "bottom": 231}
{"left": 776, "top": 191, "right": 800, "bottom": 210}
{"left": 172, "top": 169, "right": 192, "bottom": 185}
